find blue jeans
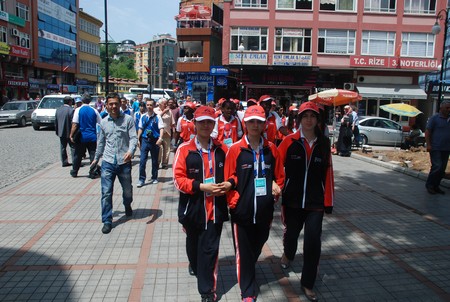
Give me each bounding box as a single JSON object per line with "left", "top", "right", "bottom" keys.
{"left": 139, "top": 138, "right": 160, "bottom": 182}
{"left": 426, "top": 150, "right": 450, "bottom": 189}
{"left": 101, "top": 161, "right": 133, "bottom": 224}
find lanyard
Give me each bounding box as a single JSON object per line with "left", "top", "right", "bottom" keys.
{"left": 196, "top": 137, "right": 213, "bottom": 176}
{"left": 246, "top": 136, "right": 265, "bottom": 178}
{"left": 224, "top": 122, "right": 232, "bottom": 138}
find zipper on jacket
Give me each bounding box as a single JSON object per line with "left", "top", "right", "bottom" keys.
{"left": 301, "top": 143, "right": 316, "bottom": 209}
{"left": 199, "top": 149, "right": 208, "bottom": 230}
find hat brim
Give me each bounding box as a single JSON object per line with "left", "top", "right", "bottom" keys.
{"left": 195, "top": 116, "right": 216, "bottom": 122}
{"left": 244, "top": 116, "right": 266, "bottom": 122}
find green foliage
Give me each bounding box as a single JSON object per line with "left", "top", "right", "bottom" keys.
{"left": 99, "top": 44, "right": 137, "bottom": 80}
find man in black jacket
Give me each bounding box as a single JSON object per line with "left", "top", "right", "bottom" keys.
{"left": 55, "top": 96, "right": 74, "bottom": 167}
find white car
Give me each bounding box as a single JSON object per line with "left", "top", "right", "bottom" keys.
{"left": 32, "top": 94, "right": 81, "bottom": 130}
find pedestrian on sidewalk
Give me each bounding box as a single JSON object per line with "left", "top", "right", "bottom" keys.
{"left": 70, "top": 93, "right": 102, "bottom": 178}
{"left": 137, "top": 98, "right": 164, "bottom": 187}
{"left": 55, "top": 96, "right": 74, "bottom": 167}
{"left": 154, "top": 98, "right": 174, "bottom": 169}
{"left": 224, "top": 105, "right": 284, "bottom": 302}
{"left": 174, "top": 101, "right": 196, "bottom": 146}
{"left": 91, "top": 93, "right": 137, "bottom": 234}
{"left": 173, "top": 106, "right": 231, "bottom": 302}
{"left": 425, "top": 99, "right": 450, "bottom": 195}
{"left": 277, "top": 101, "right": 335, "bottom": 302}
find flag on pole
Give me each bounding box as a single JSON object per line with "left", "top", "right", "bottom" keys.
{"left": 63, "top": 65, "right": 70, "bottom": 72}
{"left": 144, "top": 65, "right": 151, "bottom": 74}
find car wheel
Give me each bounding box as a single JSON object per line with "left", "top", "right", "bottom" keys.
{"left": 32, "top": 123, "right": 40, "bottom": 131}
{"left": 19, "top": 116, "right": 27, "bottom": 127}
{"left": 361, "top": 134, "right": 368, "bottom": 145}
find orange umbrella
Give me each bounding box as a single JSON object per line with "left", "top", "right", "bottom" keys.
{"left": 308, "top": 88, "right": 361, "bottom": 107}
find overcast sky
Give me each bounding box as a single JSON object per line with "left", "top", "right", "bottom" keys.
{"left": 79, "top": 0, "right": 179, "bottom": 44}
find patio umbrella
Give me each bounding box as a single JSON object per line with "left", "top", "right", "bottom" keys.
{"left": 380, "top": 103, "right": 422, "bottom": 117}
{"left": 308, "top": 88, "right": 361, "bottom": 107}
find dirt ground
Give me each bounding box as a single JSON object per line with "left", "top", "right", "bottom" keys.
{"left": 354, "top": 146, "right": 450, "bottom": 179}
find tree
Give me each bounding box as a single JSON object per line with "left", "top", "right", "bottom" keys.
{"left": 99, "top": 44, "right": 138, "bottom": 80}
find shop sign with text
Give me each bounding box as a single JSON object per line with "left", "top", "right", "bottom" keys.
{"left": 10, "top": 45, "right": 30, "bottom": 58}
{"left": 273, "top": 54, "right": 312, "bottom": 66}
{"left": 7, "top": 80, "right": 29, "bottom": 87}
{"left": 0, "top": 42, "right": 10, "bottom": 55}
{"left": 350, "top": 56, "right": 439, "bottom": 70}
{"left": 229, "top": 53, "right": 268, "bottom": 65}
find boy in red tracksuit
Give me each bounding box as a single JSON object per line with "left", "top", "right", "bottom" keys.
{"left": 211, "top": 98, "right": 243, "bottom": 148}
{"left": 175, "top": 101, "right": 196, "bottom": 144}
{"left": 277, "top": 101, "right": 334, "bottom": 302}
{"left": 173, "top": 106, "right": 232, "bottom": 302}
{"left": 257, "top": 95, "right": 288, "bottom": 144}
{"left": 224, "top": 105, "right": 285, "bottom": 302}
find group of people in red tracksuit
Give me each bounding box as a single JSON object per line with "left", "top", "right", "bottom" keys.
{"left": 173, "top": 96, "right": 334, "bottom": 302}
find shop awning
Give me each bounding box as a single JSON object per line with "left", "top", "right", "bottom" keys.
{"left": 356, "top": 84, "right": 427, "bottom": 100}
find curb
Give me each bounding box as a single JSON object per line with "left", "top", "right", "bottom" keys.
{"left": 350, "top": 153, "right": 450, "bottom": 189}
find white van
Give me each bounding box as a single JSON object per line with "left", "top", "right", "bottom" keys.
{"left": 31, "top": 94, "right": 81, "bottom": 130}
{"left": 151, "top": 88, "right": 175, "bottom": 101}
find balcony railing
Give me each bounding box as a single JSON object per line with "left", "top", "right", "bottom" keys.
{"left": 177, "top": 56, "right": 204, "bottom": 63}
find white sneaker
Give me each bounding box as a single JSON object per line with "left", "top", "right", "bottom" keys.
{"left": 136, "top": 182, "right": 144, "bottom": 188}
{"left": 151, "top": 179, "right": 158, "bottom": 184}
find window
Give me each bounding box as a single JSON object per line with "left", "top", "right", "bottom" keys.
{"left": 235, "top": 0, "right": 268, "bottom": 8}
{"left": 404, "top": 0, "right": 436, "bottom": 14}
{"left": 320, "top": 0, "right": 355, "bottom": 11}
{"left": 0, "top": 0, "right": 5, "bottom": 11}
{"left": 15, "top": 33, "right": 30, "bottom": 48}
{"left": 318, "top": 29, "right": 355, "bottom": 54}
{"left": 80, "top": 19, "right": 100, "bottom": 36}
{"left": 0, "top": 26, "right": 6, "bottom": 43}
{"left": 80, "top": 60, "right": 99, "bottom": 76}
{"left": 79, "top": 40, "right": 100, "bottom": 56}
{"left": 16, "top": 3, "right": 29, "bottom": 21}
{"left": 231, "top": 27, "right": 267, "bottom": 51}
{"left": 364, "top": 0, "right": 396, "bottom": 13}
{"left": 401, "top": 33, "right": 434, "bottom": 57}
{"left": 362, "top": 31, "right": 395, "bottom": 55}
{"left": 277, "top": 0, "right": 312, "bottom": 10}
{"left": 275, "top": 28, "right": 311, "bottom": 53}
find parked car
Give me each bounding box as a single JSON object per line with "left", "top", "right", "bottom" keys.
{"left": 32, "top": 94, "right": 81, "bottom": 130}
{"left": 0, "top": 100, "right": 37, "bottom": 127}
{"left": 358, "top": 116, "right": 404, "bottom": 146}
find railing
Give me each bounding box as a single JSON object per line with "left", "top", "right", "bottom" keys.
{"left": 177, "top": 57, "right": 204, "bottom": 63}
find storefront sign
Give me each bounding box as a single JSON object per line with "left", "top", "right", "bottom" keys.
{"left": 38, "top": 0, "right": 76, "bottom": 27}
{"left": 10, "top": 45, "right": 30, "bottom": 58}
{"left": 38, "top": 30, "right": 76, "bottom": 48}
{"left": 0, "top": 10, "right": 7, "bottom": 22}
{"left": 7, "top": 80, "right": 29, "bottom": 87}
{"left": 0, "top": 42, "right": 10, "bottom": 55}
{"left": 210, "top": 66, "right": 229, "bottom": 76}
{"left": 8, "top": 14, "right": 25, "bottom": 27}
{"left": 350, "top": 56, "right": 439, "bottom": 70}
{"left": 216, "top": 76, "right": 228, "bottom": 87}
{"left": 185, "top": 73, "right": 213, "bottom": 82}
{"left": 229, "top": 53, "right": 268, "bottom": 65}
{"left": 273, "top": 54, "right": 312, "bottom": 66}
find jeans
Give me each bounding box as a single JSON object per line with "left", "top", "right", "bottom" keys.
{"left": 59, "top": 136, "right": 74, "bottom": 165}
{"left": 426, "top": 150, "right": 450, "bottom": 189}
{"left": 139, "top": 138, "right": 160, "bottom": 182}
{"left": 101, "top": 161, "right": 133, "bottom": 224}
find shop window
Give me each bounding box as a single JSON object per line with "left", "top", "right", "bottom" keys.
{"left": 364, "top": 0, "right": 396, "bottom": 13}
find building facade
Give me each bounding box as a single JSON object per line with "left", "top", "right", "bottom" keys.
{"left": 134, "top": 42, "right": 149, "bottom": 84}
{"left": 0, "top": 0, "right": 32, "bottom": 102}
{"left": 148, "top": 34, "right": 177, "bottom": 90}
{"left": 76, "top": 8, "right": 102, "bottom": 95}
{"left": 221, "top": 0, "right": 445, "bottom": 128}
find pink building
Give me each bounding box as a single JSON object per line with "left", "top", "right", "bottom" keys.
{"left": 222, "top": 0, "right": 446, "bottom": 127}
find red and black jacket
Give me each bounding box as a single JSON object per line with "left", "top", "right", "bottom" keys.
{"left": 225, "top": 136, "right": 285, "bottom": 225}
{"left": 277, "top": 132, "right": 334, "bottom": 212}
{"left": 173, "top": 137, "right": 229, "bottom": 229}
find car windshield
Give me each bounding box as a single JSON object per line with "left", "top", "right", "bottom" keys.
{"left": 1, "top": 102, "right": 26, "bottom": 111}
{"left": 39, "top": 98, "right": 64, "bottom": 109}
{"left": 165, "top": 90, "right": 175, "bottom": 98}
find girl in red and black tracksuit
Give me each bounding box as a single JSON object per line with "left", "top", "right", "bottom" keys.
{"left": 225, "top": 105, "right": 285, "bottom": 302}
{"left": 173, "top": 106, "right": 231, "bottom": 302}
{"left": 277, "top": 101, "right": 334, "bottom": 302}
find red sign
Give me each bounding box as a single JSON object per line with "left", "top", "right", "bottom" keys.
{"left": 10, "top": 45, "right": 30, "bottom": 58}
{"left": 350, "top": 56, "right": 439, "bottom": 70}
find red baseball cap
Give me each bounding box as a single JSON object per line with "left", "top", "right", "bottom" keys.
{"left": 299, "top": 102, "right": 320, "bottom": 115}
{"left": 247, "top": 98, "right": 258, "bottom": 106}
{"left": 289, "top": 105, "right": 298, "bottom": 112}
{"left": 232, "top": 98, "right": 240, "bottom": 105}
{"left": 194, "top": 106, "right": 216, "bottom": 122}
{"left": 258, "top": 95, "right": 273, "bottom": 103}
{"left": 244, "top": 105, "right": 266, "bottom": 122}
{"left": 217, "top": 98, "right": 227, "bottom": 105}
{"left": 184, "top": 102, "right": 196, "bottom": 110}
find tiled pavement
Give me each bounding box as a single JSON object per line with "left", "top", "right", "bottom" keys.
{"left": 0, "top": 153, "right": 449, "bottom": 301}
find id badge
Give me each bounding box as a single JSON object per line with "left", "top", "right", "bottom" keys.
{"left": 223, "top": 138, "right": 233, "bottom": 148}
{"left": 204, "top": 176, "right": 215, "bottom": 196}
{"left": 254, "top": 178, "right": 267, "bottom": 196}
{"left": 190, "top": 134, "right": 195, "bottom": 140}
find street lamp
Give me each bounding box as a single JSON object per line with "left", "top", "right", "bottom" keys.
{"left": 104, "top": 0, "right": 110, "bottom": 95}
{"left": 431, "top": 8, "right": 449, "bottom": 110}
{"left": 238, "top": 43, "right": 245, "bottom": 101}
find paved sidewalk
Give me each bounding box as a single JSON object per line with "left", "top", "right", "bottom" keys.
{"left": 0, "top": 153, "right": 449, "bottom": 301}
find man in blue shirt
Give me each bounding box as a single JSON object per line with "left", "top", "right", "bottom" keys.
{"left": 137, "top": 99, "right": 164, "bottom": 187}
{"left": 70, "top": 94, "right": 102, "bottom": 178}
{"left": 91, "top": 93, "right": 137, "bottom": 234}
{"left": 425, "top": 100, "right": 450, "bottom": 195}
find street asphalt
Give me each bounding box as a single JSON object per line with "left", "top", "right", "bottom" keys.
{"left": 0, "top": 151, "right": 449, "bottom": 301}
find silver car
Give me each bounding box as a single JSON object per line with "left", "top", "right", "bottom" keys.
{"left": 358, "top": 116, "right": 404, "bottom": 146}
{"left": 0, "top": 101, "right": 37, "bottom": 127}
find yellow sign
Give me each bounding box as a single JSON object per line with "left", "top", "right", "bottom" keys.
{"left": 0, "top": 42, "right": 10, "bottom": 55}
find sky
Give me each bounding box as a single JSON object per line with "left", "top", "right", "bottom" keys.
{"left": 79, "top": 0, "right": 179, "bottom": 44}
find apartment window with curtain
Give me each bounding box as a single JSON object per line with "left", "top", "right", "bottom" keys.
{"left": 277, "top": 0, "right": 312, "bottom": 10}
{"left": 362, "top": 31, "right": 395, "bottom": 55}
{"left": 0, "top": 26, "right": 6, "bottom": 43}
{"left": 275, "top": 28, "right": 311, "bottom": 52}
{"left": 16, "top": 3, "right": 29, "bottom": 21}
{"left": 364, "top": 0, "right": 396, "bottom": 13}
{"left": 320, "top": 0, "right": 355, "bottom": 11}
{"left": 401, "top": 33, "right": 435, "bottom": 57}
{"left": 231, "top": 27, "right": 268, "bottom": 51}
{"left": 318, "top": 29, "right": 355, "bottom": 54}
{"left": 234, "top": 0, "right": 268, "bottom": 8}
{"left": 404, "top": 0, "right": 436, "bottom": 14}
